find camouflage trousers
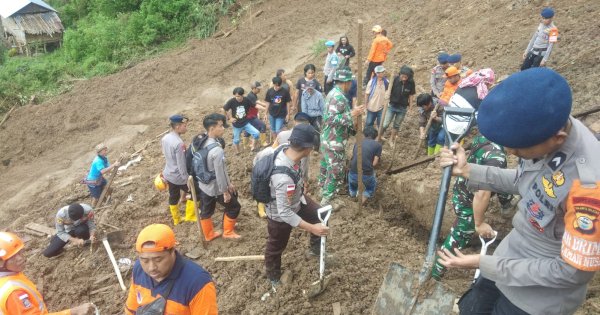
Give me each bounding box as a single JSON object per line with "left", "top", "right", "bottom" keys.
{"left": 432, "top": 202, "right": 475, "bottom": 280}
{"left": 318, "top": 148, "right": 346, "bottom": 202}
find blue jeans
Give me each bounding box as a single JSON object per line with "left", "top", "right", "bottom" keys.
{"left": 428, "top": 127, "right": 446, "bottom": 147}
{"left": 383, "top": 106, "right": 407, "bottom": 131}
{"left": 366, "top": 110, "right": 382, "bottom": 128}
{"left": 233, "top": 123, "right": 259, "bottom": 145}
{"left": 244, "top": 117, "right": 266, "bottom": 137}
{"left": 269, "top": 115, "right": 285, "bottom": 133}
{"left": 348, "top": 172, "right": 377, "bottom": 198}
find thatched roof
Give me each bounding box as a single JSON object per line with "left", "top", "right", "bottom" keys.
{"left": 0, "top": 0, "right": 56, "bottom": 18}
{"left": 4, "top": 11, "right": 63, "bottom": 36}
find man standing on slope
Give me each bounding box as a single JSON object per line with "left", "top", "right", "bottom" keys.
{"left": 521, "top": 7, "right": 559, "bottom": 70}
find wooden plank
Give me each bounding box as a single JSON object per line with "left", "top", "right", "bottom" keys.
{"left": 214, "top": 255, "right": 264, "bottom": 262}
{"left": 25, "top": 223, "right": 54, "bottom": 236}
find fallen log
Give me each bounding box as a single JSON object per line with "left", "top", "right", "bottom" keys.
{"left": 25, "top": 223, "right": 54, "bottom": 236}
{"left": 386, "top": 155, "right": 435, "bottom": 175}
{"left": 0, "top": 106, "right": 15, "bottom": 128}
{"left": 214, "top": 255, "right": 264, "bottom": 262}
{"left": 220, "top": 35, "right": 274, "bottom": 72}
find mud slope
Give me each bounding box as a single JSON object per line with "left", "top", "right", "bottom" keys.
{"left": 1, "top": 0, "right": 599, "bottom": 314}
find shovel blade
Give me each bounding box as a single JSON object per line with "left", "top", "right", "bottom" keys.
{"left": 105, "top": 230, "right": 124, "bottom": 244}
{"left": 373, "top": 263, "right": 454, "bottom": 315}
{"left": 304, "top": 276, "right": 331, "bottom": 298}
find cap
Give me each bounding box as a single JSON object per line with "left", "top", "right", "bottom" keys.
{"left": 445, "top": 66, "right": 460, "bottom": 77}
{"left": 325, "top": 40, "right": 335, "bottom": 47}
{"left": 374, "top": 65, "right": 386, "bottom": 73}
{"left": 447, "top": 54, "right": 462, "bottom": 63}
{"left": 372, "top": 25, "right": 383, "bottom": 32}
{"left": 95, "top": 143, "right": 107, "bottom": 153}
{"left": 334, "top": 68, "right": 353, "bottom": 82}
{"left": 251, "top": 81, "right": 262, "bottom": 89}
{"left": 169, "top": 114, "right": 188, "bottom": 124}
{"left": 289, "top": 124, "right": 319, "bottom": 148}
{"left": 437, "top": 52, "right": 449, "bottom": 63}
{"left": 136, "top": 224, "right": 177, "bottom": 253}
{"left": 541, "top": 7, "right": 555, "bottom": 18}
{"left": 306, "top": 81, "right": 316, "bottom": 89}
{"left": 294, "top": 112, "right": 311, "bottom": 122}
{"left": 478, "top": 68, "right": 571, "bottom": 148}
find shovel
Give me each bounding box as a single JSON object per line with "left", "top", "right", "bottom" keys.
{"left": 100, "top": 230, "right": 127, "bottom": 291}
{"left": 305, "top": 205, "right": 332, "bottom": 298}
{"left": 373, "top": 107, "right": 476, "bottom": 315}
{"left": 473, "top": 231, "right": 497, "bottom": 282}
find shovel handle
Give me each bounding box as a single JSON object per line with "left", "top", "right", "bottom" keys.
{"left": 474, "top": 231, "right": 498, "bottom": 281}
{"left": 318, "top": 205, "right": 332, "bottom": 225}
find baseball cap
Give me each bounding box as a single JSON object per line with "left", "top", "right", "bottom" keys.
{"left": 374, "top": 65, "right": 385, "bottom": 73}
{"left": 372, "top": 25, "right": 383, "bottom": 32}
{"left": 169, "top": 114, "right": 188, "bottom": 124}
{"left": 445, "top": 66, "right": 460, "bottom": 77}
{"left": 251, "top": 81, "right": 262, "bottom": 89}
{"left": 289, "top": 124, "right": 319, "bottom": 148}
{"left": 95, "top": 143, "right": 107, "bottom": 153}
{"left": 136, "top": 224, "right": 177, "bottom": 253}
{"left": 325, "top": 40, "right": 335, "bottom": 47}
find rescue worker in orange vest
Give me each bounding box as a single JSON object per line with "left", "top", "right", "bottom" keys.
{"left": 363, "top": 25, "right": 393, "bottom": 86}
{"left": 0, "top": 232, "right": 93, "bottom": 315}
{"left": 438, "top": 66, "right": 462, "bottom": 106}
{"left": 125, "top": 224, "right": 217, "bottom": 315}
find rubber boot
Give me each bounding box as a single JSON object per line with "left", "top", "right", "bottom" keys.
{"left": 184, "top": 199, "right": 197, "bottom": 222}
{"left": 257, "top": 202, "right": 266, "bottom": 218}
{"left": 169, "top": 205, "right": 181, "bottom": 226}
{"left": 434, "top": 144, "right": 442, "bottom": 155}
{"left": 223, "top": 215, "right": 241, "bottom": 239}
{"left": 427, "top": 146, "right": 435, "bottom": 156}
{"left": 260, "top": 133, "right": 268, "bottom": 147}
{"left": 200, "top": 219, "right": 221, "bottom": 241}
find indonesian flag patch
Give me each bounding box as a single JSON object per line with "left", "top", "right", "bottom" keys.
{"left": 19, "top": 294, "right": 32, "bottom": 308}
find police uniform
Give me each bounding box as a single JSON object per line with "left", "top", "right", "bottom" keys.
{"left": 43, "top": 204, "right": 95, "bottom": 258}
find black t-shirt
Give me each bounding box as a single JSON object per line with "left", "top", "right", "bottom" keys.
{"left": 336, "top": 44, "right": 355, "bottom": 66}
{"left": 223, "top": 97, "right": 255, "bottom": 128}
{"left": 265, "top": 87, "right": 291, "bottom": 118}
{"left": 350, "top": 139, "right": 383, "bottom": 176}
{"left": 389, "top": 76, "right": 416, "bottom": 108}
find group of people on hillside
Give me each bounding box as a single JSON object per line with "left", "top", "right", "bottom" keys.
{"left": 4, "top": 6, "right": 600, "bottom": 315}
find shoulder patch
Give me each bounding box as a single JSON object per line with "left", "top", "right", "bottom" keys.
{"left": 548, "top": 152, "right": 566, "bottom": 171}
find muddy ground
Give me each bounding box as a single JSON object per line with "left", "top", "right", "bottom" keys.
{"left": 1, "top": 0, "right": 600, "bottom": 314}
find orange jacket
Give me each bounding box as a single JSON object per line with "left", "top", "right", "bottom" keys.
{"left": 125, "top": 253, "right": 217, "bottom": 315}
{"left": 439, "top": 79, "right": 462, "bottom": 105}
{"left": 0, "top": 272, "right": 70, "bottom": 315}
{"left": 367, "top": 35, "right": 393, "bottom": 62}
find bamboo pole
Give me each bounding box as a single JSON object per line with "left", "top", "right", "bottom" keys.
{"left": 356, "top": 20, "right": 364, "bottom": 212}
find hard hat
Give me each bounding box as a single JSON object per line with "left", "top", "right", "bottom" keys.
{"left": 154, "top": 173, "right": 168, "bottom": 191}
{"left": 0, "top": 232, "right": 24, "bottom": 261}
{"left": 334, "top": 68, "right": 353, "bottom": 82}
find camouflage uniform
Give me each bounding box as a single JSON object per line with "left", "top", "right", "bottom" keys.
{"left": 432, "top": 134, "right": 513, "bottom": 279}
{"left": 319, "top": 85, "right": 355, "bottom": 202}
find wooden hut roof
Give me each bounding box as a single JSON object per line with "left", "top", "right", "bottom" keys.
{"left": 0, "top": 0, "right": 56, "bottom": 19}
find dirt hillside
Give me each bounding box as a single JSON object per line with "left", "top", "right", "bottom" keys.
{"left": 1, "top": 0, "right": 599, "bottom": 314}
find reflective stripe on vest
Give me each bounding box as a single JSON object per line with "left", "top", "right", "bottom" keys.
{"left": 0, "top": 276, "right": 46, "bottom": 314}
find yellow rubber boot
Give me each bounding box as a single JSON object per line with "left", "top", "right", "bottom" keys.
{"left": 427, "top": 146, "right": 435, "bottom": 156}
{"left": 260, "top": 133, "right": 268, "bottom": 147}
{"left": 223, "top": 215, "right": 241, "bottom": 239}
{"left": 257, "top": 202, "right": 266, "bottom": 218}
{"left": 169, "top": 205, "right": 181, "bottom": 226}
{"left": 200, "top": 219, "right": 221, "bottom": 241}
{"left": 184, "top": 199, "right": 197, "bottom": 222}
{"left": 434, "top": 144, "right": 442, "bottom": 155}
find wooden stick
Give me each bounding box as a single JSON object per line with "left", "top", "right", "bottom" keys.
{"left": 130, "top": 129, "right": 169, "bottom": 158}
{"left": 0, "top": 106, "right": 16, "bottom": 128}
{"left": 214, "top": 255, "right": 264, "bottom": 262}
{"left": 220, "top": 35, "right": 274, "bottom": 72}
{"left": 356, "top": 20, "right": 365, "bottom": 212}
{"left": 93, "top": 155, "right": 125, "bottom": 208}
{"left": 102, "top": 238, "right": 127, "bottom": 291}
{"left": 573, "top": 105, "right": 600, "bottom": 119}
{"left": 386, "top": 155, "right": 435, "bottom": 175}
{"left": 188, "top": 176, "right": 208, "bottom": 249}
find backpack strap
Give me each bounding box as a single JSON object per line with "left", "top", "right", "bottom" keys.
{"left": 272, "top": 166, "right": 300, "bottom": 185}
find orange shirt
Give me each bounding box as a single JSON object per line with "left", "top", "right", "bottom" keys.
{"left": 0, "top": 272, "right": 70, "bottom": 315}
{"left": 367, "top": 35, "right": 393, "bottom": 63}
{"left": 439, "top": 79, "right": 462, "bottom": 105}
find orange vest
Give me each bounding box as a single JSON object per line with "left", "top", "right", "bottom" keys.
{"left": 0, "top": 272, "right": 70, "bottom": 315}
{"left": 367, "top": 36, "right": 393, "bottom": 62}
{"left": 439, "top": 79, "right": 461, "bottom": 104}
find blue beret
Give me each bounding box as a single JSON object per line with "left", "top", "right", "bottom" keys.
{"left": 478, "top": 68, "right": 571, "bottom": 148}
{"left": 437, "top": 53, "right": 449, "bottom": 63}
{"left": 541, "top": 7, "right": 555, "bottom": 18}
{"left": 169, "top": 114, "right": 187, "bottom": 123}
{"left": 447, "top": 54, "right": 461, "bottom": 63}
{"left": 325, "top": 40, "right": 335, "bottom": 47}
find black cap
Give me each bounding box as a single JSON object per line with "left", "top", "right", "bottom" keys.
{"left": 68, "top": 203, "right": 84, "bottom": 221}
{"left": 289, "top": 124, "right": 319, "bottom": 148}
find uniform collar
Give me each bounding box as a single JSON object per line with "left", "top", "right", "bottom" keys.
{"left": 522, "top": 117, "right": 578, "bottom": 172}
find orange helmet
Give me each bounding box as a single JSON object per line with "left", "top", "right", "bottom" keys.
{"left": 0, "top": 232, "right": 24, "bottom": 261}
{"left": 154, "top": 173, "right": 168, "bottom": 191}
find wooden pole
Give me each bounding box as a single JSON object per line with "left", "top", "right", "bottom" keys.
{"left": 188, "top": 176, "right": 208, "bottom": 249}
{"left": 356, "top": 20, "right": 364, "bottom": 212}
{"left": 93, "top": 155, "right": 125, "bottom": 208}
{"left": 214, "top": 255, "right": 264, "bottom": 262}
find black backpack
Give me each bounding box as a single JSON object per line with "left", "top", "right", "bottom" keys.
{"left": 251, "top": 145, "right": 300, "bottom": 203}
{"left": 186, "top": 134, "right": 220, "bottom": 184}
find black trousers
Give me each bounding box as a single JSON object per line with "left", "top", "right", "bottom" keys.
{"left": 324, "top": 75, "right": 334, "bottom": 96}
{"left": 520, "top": 52, "right": 544, "bottom": 71}
{"left": 43, "top": 224, "right": 90, "bottom": 258}
{"left": 264, "top": 195, "right": 321, "bottom": 281}
{"left": 198, "top": 189, "right": 241, "bottom": 219}
{"left": 167, "top": 180, "right": 189, "bottom": 205}
{"left": 364, "top": 61, "right": 383, "bottom": 85}
{"left": 458, "top": 277, "right": 530, "bottom": 315}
